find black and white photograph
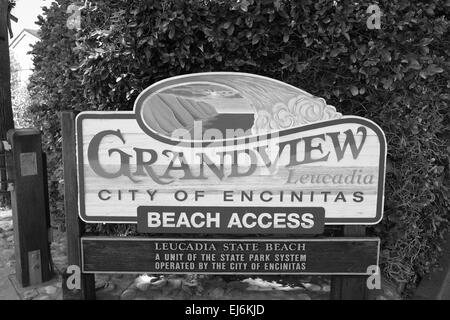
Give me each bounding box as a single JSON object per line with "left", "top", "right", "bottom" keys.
{"left": 0, "top": 0, "right": 449, "bottom": 309}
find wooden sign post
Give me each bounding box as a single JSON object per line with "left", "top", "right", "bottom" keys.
{"left": 61, "top": 112, "right": 95, "bottom": 300}
{"left": 63, "top": 72, "right": 386, "bottom": 300}
{"left": 7, "top": 129, "right": 52, "bottom": 286}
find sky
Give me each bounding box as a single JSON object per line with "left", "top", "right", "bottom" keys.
{"left": 10, "top": 0, "right": 50, "bottom": 37}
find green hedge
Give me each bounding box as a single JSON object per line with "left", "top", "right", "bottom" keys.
{"left": 28, "top": 0, "right": 450, "bottom": 293}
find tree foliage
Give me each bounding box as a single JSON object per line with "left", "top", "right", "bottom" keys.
{"left": 10, "top": 53, "right": 32, "bottom": 128}
{"left": 28, "top": 0, "right": 450, "bottom": 293}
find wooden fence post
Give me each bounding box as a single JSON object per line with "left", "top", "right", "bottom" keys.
{"left": 61, "top": 111, "right": 96, "bottom": 300}
{"left": 330, "top": 225, "right": 369, "bottom": 300}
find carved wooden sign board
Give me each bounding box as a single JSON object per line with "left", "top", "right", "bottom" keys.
{"left": 76, "top": 72, "right": 386, "bottom": 275}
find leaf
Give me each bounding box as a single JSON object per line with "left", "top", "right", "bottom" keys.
{"left": 408, "top": 59, "right": 421, "bottom": 70}
{"left": 342, "top": 32, "right": 350, "bottom": 41}
{"left": 296, "top": 63, "right": 307, "bottom": 73}
{"left": 252, "top": 34, "right": 261, "bottom": 45}
{"left": 245, "top": 16, "right": 253, "bottom": 28}
{"left": 100, "top": 69, "right": 109, "bottom": 81}
{"left": 168, "top": 26, "right": 175, "bottom": 39}
{"left": 350, "top": 86, "right": 359, "bottom": 96}
{"left": 237, "top": 0, "right": 250, "bottom": 12}
{"left": 420, "top": 38, "right": 433, "bottom": 46}
{"left": 411, "top": 124, "right": 419, "bottom": 135}
{"left": 426, "top": 64, "right": 444, "bottom": 75}
{"left": 283, "top": 33, "right": 290, "bottom": 43}
{"left": 330, "top": 48, "right": 340, "bottom": 57}
{"left": 381, "top": 78, "right": 393, "bottom": 90}
{"left": 227, "top": 24, "right": 235, "bottom": 36}
{"left": 420, "top": 65, "right": 444, "bottom": 79}
{"left": 381, "top": 50, "right": 391, "bottom": 62}
{"left": 273, "top": 0, "right": 282, "bottom": 10}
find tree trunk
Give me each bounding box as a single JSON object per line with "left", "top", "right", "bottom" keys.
{"left": 0, "top": 0, "right": 14, "bottom": 140}
{"left": 0, "top": 0, "right": 13, "bottom": 204}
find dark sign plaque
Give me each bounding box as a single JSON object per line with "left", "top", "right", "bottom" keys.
{"left": 82, "top": 237, "right": 379, "bottom": 275}
{"left": 137, "top": 206, "right": 325, "bottom": 234}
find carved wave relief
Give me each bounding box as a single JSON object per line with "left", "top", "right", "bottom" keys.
{"left": 137, "top": 73, "right": 342, "bottom": 139}
{"left": 252, "top": 96, "right": 342, "bottom": 134}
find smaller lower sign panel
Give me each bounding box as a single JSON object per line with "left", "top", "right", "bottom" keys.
{"left": 81, "top": 237, "right": 379, "bottom": 275}
{"left": 137, "top": 206, "right": 325, "bottom": 234}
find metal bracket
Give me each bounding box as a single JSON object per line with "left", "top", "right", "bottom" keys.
{"left": 1, "top": 141, "right": 12, "bottom": 152}
{"left": 28, "top": 250, "right": 43, "bottom": 286}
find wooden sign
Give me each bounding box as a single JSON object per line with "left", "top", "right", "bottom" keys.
{"left": 76, "top": 72, "right": 387, "bottom": 231}
{"left": 81, "top": 237, "right": 380, "bottom": 275}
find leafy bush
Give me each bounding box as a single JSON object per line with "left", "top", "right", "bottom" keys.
{"left": 28, "top": 0, "right": 450, "bottom": 293}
